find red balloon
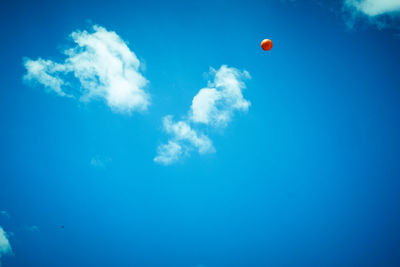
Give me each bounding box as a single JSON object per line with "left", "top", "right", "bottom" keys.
{"left": 261, "top": 39, "right": 273, "bottom": 51}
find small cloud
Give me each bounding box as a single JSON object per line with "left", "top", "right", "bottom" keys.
{"left": 162, "top": 115, "right": 214, "bottom": 154}
{"left": 90, "top": 156, "right": 112, "bottom": 168}
{"left": 343, "top": 0, "right": 400, "bottom": 28}
{"left": 0, "top": 226, "right": 12, "bottom": 266}
{"left": 23, "top": 25, "right": 150, "bottom": 114}
{"left": 345, "top": 0, "right": 400, "bottom": 16}
{"left": 155, "top": 65, "right": 250, "bottom": 165}
{"left": 154, "top": 116, "right": 215, "bottom": 165}
{"left": 284, "top": 0, "right": 400, "bottom": 29}
{"left": 154, "top": 140, "right": 183, "bottom": 165}
{"left": 190, "top": 65, "right": 250, "bottom": 128}
{"left": 0, "top": 212, "right": 9, "bottom": 219}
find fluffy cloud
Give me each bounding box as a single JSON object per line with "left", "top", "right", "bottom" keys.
{"left": 23, "top": 59, "right": 68, "bottom": 96}
{"left": 24, "top": 25, "right": 149, "bottom": 114}
{"left": 190, "top": 65, "right": 250, "bottom": 127}
{"left": 154, "top": 116, "right": 215, "bottom": 165}
{"left": 155, "top": 65, "right": 250, "bottom": 165}
{"left": 0, "top": 227, "right": 12, "bottom": 266}
{"left": 154, "top": 141, "right": 183, "bottom": 165}
{"left": 345, "top": 0, "right": 400, "bottom": 16}
{"left": 163, "top": 116, "right": 214, "bottom": 154}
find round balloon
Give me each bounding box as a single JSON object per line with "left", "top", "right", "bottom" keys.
{"left": 261, "top": 39, "right": 273, "bottom": 51}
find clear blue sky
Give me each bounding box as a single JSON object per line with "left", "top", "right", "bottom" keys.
{"left": 1, "top": 0, "right": 400, "bottom": 266}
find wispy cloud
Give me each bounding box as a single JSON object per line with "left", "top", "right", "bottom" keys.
{"left": 155, "top": 65, "right": 250, "bottom": 165}
{"left": 343, "top": 0, "right": 400, "bottom": 28}
{"left": 0, "top": 227, "right": 12, "bottom": 266}
{"left": 154, "top": 116, "right": 215, "bottom": 165}
{"left": 154, "top": 140, "right": 183, "bottom": 165}
{"left": 23, "top": 25, "right": 150, "bottom": 114}
{"left": 284, "top": 0, "right": 400, "bottom": 28}
{"left": 345, "top": 0, "right": 400, "bottom": 16}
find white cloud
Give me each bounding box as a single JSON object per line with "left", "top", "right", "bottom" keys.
{"left": 163, "top": 116, "right": 214, "bottom": 154}
{"left": 24, "top": 25, "right": 150, "bottom": 114}
{"left": 155, "top": 65, "right": 250, "bottom": 165}
{"left": 23, "top": 59, "right": 68, "bottom": 96}
{"left": 345, "top": 0, "right": 400, "bottom": 16}
{"left": 190, "top": 65, "right": 250, "bottom": 127}
{"left": 154, "top": 140, "right": 183, "bottom": 165}
{"left": 342, "top": 0, "right": 400, "bottom": 28}
{"left": 0, "top": 227, "right": 12, "bottom": 266}
{"left": 154, "top": 116, "right": 215, "bottom": 165}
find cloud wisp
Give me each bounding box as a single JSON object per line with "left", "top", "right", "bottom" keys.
{"left": 24, "top": 25, "right": 150, "bottom": 114}
{"left": 345, "top": 0, "right": 400, "bottom": 16}
{"left": 154, "top": 116, "right": 215, "bottom": 165}
{"left": 343, "top": 0, "right": 400, "bottom": 28}
{"left": 154, "top": 65, "right": 250, "bottom": 165}
{"left": 0, "top": 227, "right": 12, "bottom": 266}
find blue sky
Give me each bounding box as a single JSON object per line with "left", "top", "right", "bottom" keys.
{"left": 1, "top": 0, "right": 400, "bottom": 266}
